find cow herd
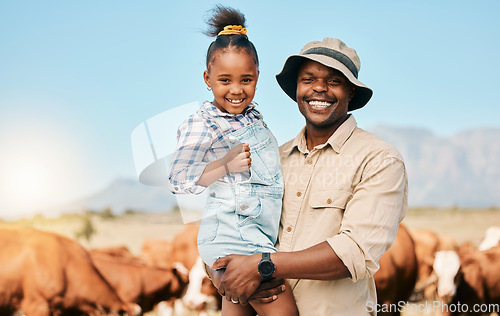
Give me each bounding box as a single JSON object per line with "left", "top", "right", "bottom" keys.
{"left": 0, "top": 224, "right": 220, "bottom": 316}
{"left": 1, "top": 223, "right": 499, "bottom": 316}
{"left": 374, "top": 224, "right": 500, "bottom": 316}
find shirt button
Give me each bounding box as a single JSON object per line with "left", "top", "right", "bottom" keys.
{"left": 296, "top": 192, "right": 302, "bottom": 197}
{"left": 240, "top": 205, "right": 248, "bottom": 210}
{"left": 326, "top": 198, "right": 332, "bottom": 204}
{"left": 306, "top": 160, "right": 313, "bottom": 165}
{"left": 246, "top": 122, "right": 251, "bottom": 126}
{"left": 286, "top": 226, "right": 292, "bottom": 232}
{"left": 174, "top": 187, "right": 179, "bottom": 191}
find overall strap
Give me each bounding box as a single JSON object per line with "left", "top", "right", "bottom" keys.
{"left": 249, "top": 106, "right": 263, "bottom": 120}
{"left": 197, "top": 104, "right": 234, "bottom": 135}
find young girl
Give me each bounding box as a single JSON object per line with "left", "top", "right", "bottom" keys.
{"left": 168, "top": 5, "right": 297, "bottom": 316}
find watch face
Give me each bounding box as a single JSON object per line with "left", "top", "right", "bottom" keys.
{"left": 260, "top": 261, "right": 274, "bottom": 275}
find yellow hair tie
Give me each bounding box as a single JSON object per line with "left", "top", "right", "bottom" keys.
{"left": 218, "top": 25, "right": 247, "bottom": 36}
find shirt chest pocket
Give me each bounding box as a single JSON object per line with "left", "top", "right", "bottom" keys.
{"left": 306, "top": 189, "right": 352, "bottom": 243}
{"left": 309, "top": 189, "right": 352, "bottom": 210}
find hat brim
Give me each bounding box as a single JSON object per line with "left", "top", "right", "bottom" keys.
{"left": 276, "top": 54, "right": 373, "bottom": 111}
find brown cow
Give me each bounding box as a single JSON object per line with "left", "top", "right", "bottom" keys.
{"left": 410, "top": 229, "right": 441, "bottom": 300}
{"left": 90, "top": 251, "right": 188, "bottom": 313}
{"left": 170, "top": 223, "right": 200, "bottom": 270}
{"left": 90, "top": 246, "right": 138, "bottom": 261}
{"left": 140, "top": 223, "right": 199, "bottom": 270}
{"left": 170, "top": 224, "right": 222, "bottom": 312}
{"left": 409, "top": 229, "right": 458, "bottom": 301}
{"left": 141, "top": 224, "right": 222, "bottom": 315}
{"left": 140, "top": 239, "right": 173, "bottom": 268}
{"left": 180, "top": 256, "right": 222, "bottom": 313}
{"left": 0, "top": 226, "right": 141, "bottom": 316}
{"left": 433, "top": 245, "right": 500, "bottom": 315}
{"left": 374, "top": 223, "right": 419, "bottom": 316}
{"left": 438, "top": 233, "right": 459, "bottom": 252}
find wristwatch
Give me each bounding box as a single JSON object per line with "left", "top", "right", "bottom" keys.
{"left": 258, "top": 253, "right": 275, "bottom": 280}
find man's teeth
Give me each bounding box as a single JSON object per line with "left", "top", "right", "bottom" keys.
{"left": 227, "top": 99, "right": 244, "bottom": 104}
{"left": 308, "top": 100, "right": 332, "bottom": 108}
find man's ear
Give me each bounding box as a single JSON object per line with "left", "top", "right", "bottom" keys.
{"left": 203, "top": 70, "right": 211, "bottom": 88}
{"left": 350, "top": 85, "right": 356, "bottom": 101}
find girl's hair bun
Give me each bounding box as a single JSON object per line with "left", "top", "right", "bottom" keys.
{"left": 205, "top": 5, "right": 246, "bottom": 37}
{"left": 204, "top": 5, "right": 259, "bottom": 69}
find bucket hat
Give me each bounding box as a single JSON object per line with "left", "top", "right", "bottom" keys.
{"left": 276, "top": 38, "right": 373, "bottom": 111}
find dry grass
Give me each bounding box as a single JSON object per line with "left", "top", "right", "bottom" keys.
{"left": 404, "top": 207, "right": 500, "bottom": 246}
{"left": 0, "top": 211, "right": 186, "bottom": 255}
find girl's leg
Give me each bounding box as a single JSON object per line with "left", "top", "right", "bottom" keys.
{"left": 221, "top": 299, "right": 256, "bottom": 316}
{"left": 249, "top": 281, "right": 298, "bottom": 316}
{"left": 212, "top": 269, "right": 256, "bottom": 316}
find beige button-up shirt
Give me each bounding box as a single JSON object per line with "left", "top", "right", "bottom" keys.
{"left": 277, "top": 115, "right": 408, "bottom": 315}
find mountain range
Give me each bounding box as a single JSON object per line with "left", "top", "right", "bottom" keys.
{"left": 61, "top": 126, "right": 500, "bottom": 214}
{"left": 369, "top": 126, "right": 500, "bottom": 207}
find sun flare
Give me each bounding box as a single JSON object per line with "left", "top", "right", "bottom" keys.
{"left": 0, "top": 127, "right": 87, "bottom": 217}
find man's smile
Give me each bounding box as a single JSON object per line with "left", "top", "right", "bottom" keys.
{"left": 305, "top": 98, "right": 337, "bottom": 110}
{"left": 308, "top": 100, "right": 333, "bottom": 108}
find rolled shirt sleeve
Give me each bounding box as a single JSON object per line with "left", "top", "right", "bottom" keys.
{"left": 327, "top": 156, "right": 408, "bottom": 282}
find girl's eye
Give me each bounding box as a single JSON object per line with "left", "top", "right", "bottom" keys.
{"left": 220, "top": 78, "right": 230, "bottom": 83}
{"left": 242, "top": 78, "right": 252, "bottom": 83}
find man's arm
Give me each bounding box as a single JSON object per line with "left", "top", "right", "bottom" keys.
{"left": 270, "top": 241, "right": 350, "bottom": 280}
{"left": 211, "top": 241, "right": 350, "bottom": 304}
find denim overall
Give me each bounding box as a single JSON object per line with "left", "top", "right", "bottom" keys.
{"left": 197, "top": 108, "right": 283, "bottom": 266}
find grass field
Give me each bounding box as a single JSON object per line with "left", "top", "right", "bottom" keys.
{"left": 3, "top": 207, "right": 499, "bottom": 254}
{"left": 1, "top": 207, "right": 500, "bottom": 315}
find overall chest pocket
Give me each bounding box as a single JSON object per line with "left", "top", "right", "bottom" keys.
{"left": 249, "top": 139, "right": 282, "bottom": 184}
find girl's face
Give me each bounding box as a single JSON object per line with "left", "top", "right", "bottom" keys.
{"left": 204, "top": 49, "right": 259, "bottom": 114}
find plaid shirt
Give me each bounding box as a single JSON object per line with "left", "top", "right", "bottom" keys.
{"left": 168, "top": 100, "right": 261, "bottom": 194}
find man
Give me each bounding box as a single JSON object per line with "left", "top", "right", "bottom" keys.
{"left": 209, "top": 38, "right": 408, "bottom": 315}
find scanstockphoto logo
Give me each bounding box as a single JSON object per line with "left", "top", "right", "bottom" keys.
{"left": 366, "top": 301, "right": 500, "bottom": 314}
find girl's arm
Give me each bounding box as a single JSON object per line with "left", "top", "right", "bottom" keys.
{"left": 168, "top": 116, "right": 213, "bottom": 194}
{"left": 196, "top": 143, "right": 251, "bottom": 187}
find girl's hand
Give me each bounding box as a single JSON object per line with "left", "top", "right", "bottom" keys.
{"left": 221, "top": 143, "right": 251, "bottom": 173}
{"left": 248, "top": 278, "right": 286, "bottom": 304}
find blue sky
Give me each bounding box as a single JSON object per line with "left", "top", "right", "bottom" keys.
{"left": 1, "top": 0, "right": 499, "bottom": 217}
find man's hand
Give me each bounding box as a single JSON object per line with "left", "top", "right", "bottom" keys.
{"left": 205, "top": 262, "right": 286, "bottom": 305}
{"left": 210, "top": 253, "right": 262, "bottom": 305}
{"left": 221, "top": 143, "right": 251, "bottom": 173}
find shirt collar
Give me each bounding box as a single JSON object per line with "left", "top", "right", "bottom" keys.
{"left": 282, "top": 115, "right": 358, "bottom": 155}
{"left": 202, "top": 100, "right": 257, "bottom": 118}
